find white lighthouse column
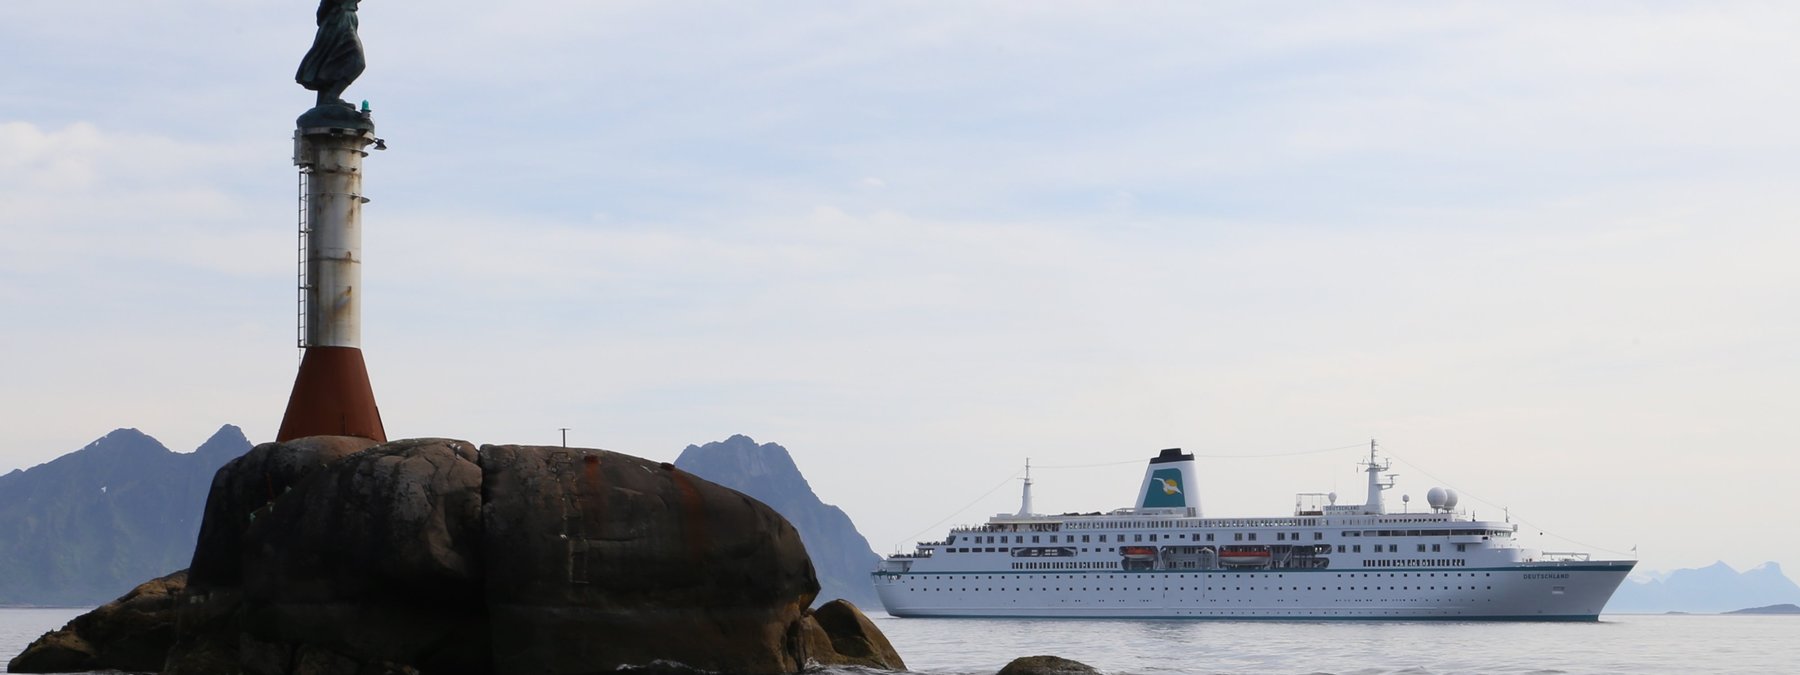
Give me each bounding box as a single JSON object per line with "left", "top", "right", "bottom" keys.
{"left": 299, "top": 128, "right": 374, "bottom": 347}
{"left": 278, "top": 123, "right": 385, "bottom": 443}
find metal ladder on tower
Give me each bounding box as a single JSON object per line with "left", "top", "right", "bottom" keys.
{"left": 296, "top": 167, "right": 312, "bottom": 355}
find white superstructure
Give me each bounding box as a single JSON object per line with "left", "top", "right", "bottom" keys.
{"left": 875, "top": 444, "right": 1633, "bottom": 620}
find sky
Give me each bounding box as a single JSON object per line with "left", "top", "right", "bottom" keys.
{"left": 2, "top": 2, "right": 1797, "bottom": 578}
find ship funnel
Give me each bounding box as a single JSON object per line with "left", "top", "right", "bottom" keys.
{"left": 1136, "top": 448, "right": 1200, "bottom": 517}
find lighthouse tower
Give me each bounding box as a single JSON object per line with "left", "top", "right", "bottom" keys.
{"left": 277, "top": 1, "right": 385, "bottom": 443}
{"left": 275, "top": 119, "right": 386, "bottom": 442}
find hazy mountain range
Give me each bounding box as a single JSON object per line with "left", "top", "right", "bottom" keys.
{"left": 0, "top": 426, "right": 250, "bottom": 606}
{"left": 1609, "top": 561, "right": 1800, "bottom": 614}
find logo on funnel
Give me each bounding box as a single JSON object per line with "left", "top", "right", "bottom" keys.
{"left": 1142, "top": 468, "right": 1186, "bottom": 508}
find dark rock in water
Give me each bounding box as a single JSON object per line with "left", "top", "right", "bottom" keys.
{"left": 121, "top": 436, "right": 902, "bottom": 674}
{"left": 675, "top": 435, "right": 885, "bottom": 609}
{"left": 997, "top": 655, "right": 1101, "bottom": 675}
{"left": 0, "top": 425, "right": 251, "bottom": 606}
{"left": 794, "top": 599, "right": 907, "bottom": 670}
{"left": 9, "top": 569, "right": 186, "bottom": 673}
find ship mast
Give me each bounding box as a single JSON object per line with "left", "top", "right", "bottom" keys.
{"left": 1361, "top": 439, "right": 1397, "bottom": 514}
{"left": 1016, "top": 458, "right": 1034, "bottom": 517}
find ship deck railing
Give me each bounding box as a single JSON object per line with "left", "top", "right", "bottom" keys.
{"left": 1537, "top": 551, "right": 1593, "bottom": 562}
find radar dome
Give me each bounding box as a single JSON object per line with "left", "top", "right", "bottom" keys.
{"left": 1442, "top": 489, "right": 1459, "bottom": 510}
{"left": 1328, "top": 491, "right": 1338, "bottom": 505}
{"left": 1426, "top": 487, "right": 1448, "bottom": 510}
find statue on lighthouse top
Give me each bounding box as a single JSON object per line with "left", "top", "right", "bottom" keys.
{"left": 296, "top": 0, "right": 372, "bottom": 130}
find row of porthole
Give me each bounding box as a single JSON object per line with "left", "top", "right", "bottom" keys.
{"left": 1173, "top": 610, "right": 1471, "bottom": 615}
{"left": 899, "top": 571, "right": 1496, "bottom": 581}
{"left": 908, "top": 586, "right": 1496, "bottom": 593}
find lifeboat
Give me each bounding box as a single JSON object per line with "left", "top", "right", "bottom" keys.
{"left": 1218, "top": 549, "right": 1272, "bottom": 566}
{"left": 1119, "top": 546, "right": 1157, "bottom": 559}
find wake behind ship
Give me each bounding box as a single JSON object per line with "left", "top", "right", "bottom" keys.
{"left": 874, "top": 444, "right": 1633, "bottom": 620}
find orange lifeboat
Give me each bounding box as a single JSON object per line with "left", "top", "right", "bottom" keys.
{"left": 1218, "top": 549, "right": 1272, "bottom": 566}
{"left": 1119, "top": 546, "right": 1157, "bottom": 559}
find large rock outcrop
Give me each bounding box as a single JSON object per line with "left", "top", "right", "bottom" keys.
{"left": 233, "top": 438, "right": 487, "bottom": 675}
{"left": 481, "top": 444, "right": 819, "bottom": 673}
{"left": 104, "top": 436, "right": 903, "bottom": 674}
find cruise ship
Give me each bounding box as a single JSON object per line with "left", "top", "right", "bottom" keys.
{"left": 874, "top": 444, "right": 1633, "bottom": 620}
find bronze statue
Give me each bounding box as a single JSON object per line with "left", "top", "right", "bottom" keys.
{"left": 297, "top": 0, "right": 367, "bottom": 109}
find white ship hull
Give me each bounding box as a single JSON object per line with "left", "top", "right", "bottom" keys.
{"left": 877, "top": 562, "right": 1632, "bottom": 620}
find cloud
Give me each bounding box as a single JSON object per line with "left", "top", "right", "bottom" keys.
{"left": 0, "top": 121, "right": 286, "bottom": 278}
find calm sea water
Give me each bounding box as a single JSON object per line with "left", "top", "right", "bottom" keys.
{"left": 4, "top": 608, "right": 1794, "bottom": 674}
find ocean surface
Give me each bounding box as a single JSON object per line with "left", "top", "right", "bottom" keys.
{"left": 4, "top": 608, "right": 1795, "bottom": 674}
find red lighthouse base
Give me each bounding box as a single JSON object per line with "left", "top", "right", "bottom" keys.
{"left": 276, "top": 346, "right": 387, "bottom": 443}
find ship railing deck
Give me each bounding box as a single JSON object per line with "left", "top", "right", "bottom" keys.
{"left": 1537, "top": 551, "right": 1592, "bottom": 562}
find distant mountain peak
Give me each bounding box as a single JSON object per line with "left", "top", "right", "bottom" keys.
{"left": 678, "top": 434, "right": 805, "bottom": 484}
{"left": 87, "top": 427, "right": 161, "bottom": 449}
{"left": 195, "top": 425, "right": 250, "bottom": 457}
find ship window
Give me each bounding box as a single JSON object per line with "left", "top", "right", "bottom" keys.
{"left": 1149, "top": 534, "right": 1158, "bottom": 542}
{"left": 1456, "top": 544, "right": 1466, "bottom": 552}
{"left": 1135, "top": 534, "right": 1143, "bottom": 542}
{"left": 1432, "top": 544, "right": 1441, "bottom": 552}
{"left": 1353, "top": 545, "right": 1361, "bottom": 553}
{"left": 1248, "top": 533, "right": 1257, "bottom": 541}
{"left": 1082, "top": 535, "right": 1090, "bottom": 542}
{"left": 1206, "top": 534, "right": 1215, "bottom": 542}
{"left": 1277, "top": 533, "right": 1286, "bottom": 541}
{"left": 1337, "top": 545, "right": 1345, "bottom": 553}
{"left": 1234, "top": 533, "right": 1243, "bottom": 541}
{"left": 1417, "top": 544, "right": 1427, "bottom": 552}
{"left": 1314, "top": 532, "right": 1323, "bottom": 540}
